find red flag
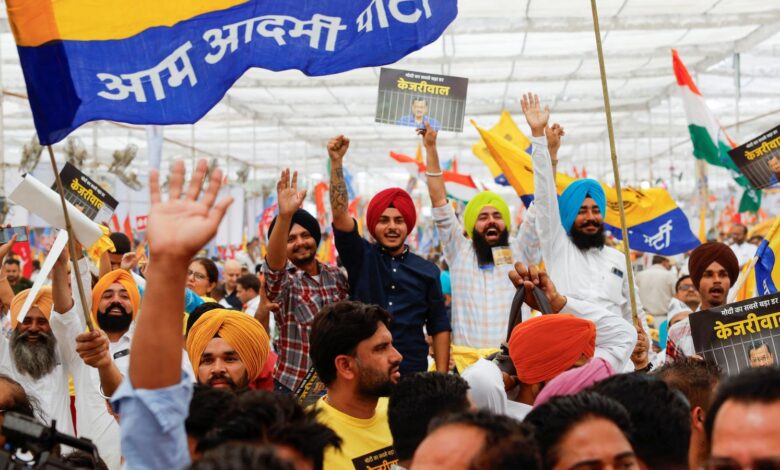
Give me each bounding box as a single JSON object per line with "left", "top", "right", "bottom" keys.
{"left": 12, "top": 242, "right": 33, "bottom": 278}
{"left": 123, "top": 215, "right": 133, "bottom": 240}
{"left": 111, "top": 214, "right": 121, "bottom": 233}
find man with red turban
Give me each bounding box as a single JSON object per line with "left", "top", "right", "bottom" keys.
{"left": 328, "top": 135, "right": 450, "bottom": 375}
{"left": 667, "top": 242, "right": 739, "bottom": 361}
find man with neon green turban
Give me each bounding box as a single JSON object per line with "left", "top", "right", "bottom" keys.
{"left": 421, "top": 122, "right": 525, "bottom": 349}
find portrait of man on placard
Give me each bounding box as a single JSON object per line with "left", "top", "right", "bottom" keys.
{"left": 396, "top": 96, "right": 441, "bottom": 131}
{"left": 748, "top": 341, "right": 775, "bottom": 369}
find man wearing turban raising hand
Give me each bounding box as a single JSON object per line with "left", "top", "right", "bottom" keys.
{"left": 328, "top": 135, "right": 451, "bottom": 375}
{"left": 666, "top": 242, "right": 739, "bottom": 361}
{"left": 422, "top": 123, "right": 533, "bottom": 349}
{"left": 264, "top": 168, "right": 348, "bottom": 394}
{"left": 523, "top": 93, "right": 649, "bottom": 352}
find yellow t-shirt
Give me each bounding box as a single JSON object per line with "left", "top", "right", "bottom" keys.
{"left": 314, "top": 396, "right": 398, "bottom": 470}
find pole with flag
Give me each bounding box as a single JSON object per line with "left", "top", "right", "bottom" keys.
{"left": 590, "top": 0, "right": 639, "bottom": 323}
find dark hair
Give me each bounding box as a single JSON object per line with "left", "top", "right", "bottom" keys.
{"left": 749, "top": 341, "right": 772, "bottom": 354}
{"left": 185, "top": 302, "right": 224, "bottom": 336}
{"left": 185, "top": 385, "right": 238, "bottom": 442}
{"left": 651, "top": 255, "right": 668, "bottom": 265}
{"left": 0, "top": 374, "right": 42, "bottom": 422}
{"left": 675, "top": 275, "right": 692, "bottom": 292}
{"left": 587, "top": 374, "right": 690, "bottom": 469}
{"left": 734, "top": 224, "right": 748, "bottom": 236}
{"left": 60, "top": 450, "right": 109, "bottom": 470}
{"left": 411, "top": 96, "right": 427, "bottom": 105}
{"left": 109, "top": 232, "right": 133, "bottom": 255}
{"left": 237, "top": 274, "right": 261, "bottom": 293}
{"left": 429, "top": 410, "right": 541, "bottom": 470}
{"left": 198, "top": 391, "right": 340, "bottom": 470}
{"left": 309, "top": 301, "right": 392, "bottom": 385}
{"left": 3, "top": 258, "right": 20, "bottom": 267}
{"left": 705, "top": 367, "right": 780, "bottom": 443}
{"left": 654, "top": 357, "right": 721, "bottom": 414}
{"left": 192, "top": 257, "right": 219, "bottom": 284}
{"left": 211, "top": 282, "right": 227, "bottom": 299}
{"left": 525, "top": 392, "right": 631, "bottom": 470}
{"left": 189, "top": 444, "right": 293, "bottom": 470}
{"left": 388, "top": 373, "right": 471, "bottom": 460}
{"left": 32, "top": 260, "right": 40, "bottom": 270}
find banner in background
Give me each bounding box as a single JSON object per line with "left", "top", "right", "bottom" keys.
{"left": 7, "top": 0, "right": 457, "bottom": 144}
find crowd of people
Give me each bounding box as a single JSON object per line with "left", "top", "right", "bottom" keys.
{"left": 0, "top": 94, "right": 777, "bottom": 469}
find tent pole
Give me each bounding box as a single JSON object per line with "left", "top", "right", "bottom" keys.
{"left": 589, "top": 0, "right": 639, "bottom": 324}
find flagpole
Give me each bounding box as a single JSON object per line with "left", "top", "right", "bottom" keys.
{"left": 589, "top": 0, "right": 639, "bottom": 324}
{"left": 47, "top": 145, "right": 95, "bottom": 331}
{"left": 731, "top": 215, "right": 780, "bottom": 300}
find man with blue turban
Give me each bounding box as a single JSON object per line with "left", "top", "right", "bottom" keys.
{"left": 421, "top": 123, "right": 527, "bottom": 349}
{"left": 523, "top": 93, "right": 648, "bottom": 370}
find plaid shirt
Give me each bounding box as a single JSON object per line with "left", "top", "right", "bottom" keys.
{"left": 264, "top": 262, "right": 349, "bottom": 391}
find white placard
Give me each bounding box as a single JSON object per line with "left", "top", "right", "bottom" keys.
{"left": 16, "top": 230, "right": 69, "bottom": 324}
{"left": 9, "top": 174, "right": 103, "bottom": 247}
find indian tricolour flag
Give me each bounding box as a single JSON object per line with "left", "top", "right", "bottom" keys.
{"left": 389, "top": 151, "right": 479, "bottom": 203}
{"left": 672, "top": 49, "right": 737, "bottom": 169}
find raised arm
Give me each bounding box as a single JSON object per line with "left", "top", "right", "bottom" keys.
{"left": 130, "top": 159, "right": 233, "bottom": 390}
{"left": 327, "top": 135, "right": 355, "bottom": 233}
{"left": 419, "top": 123, "right": 447, "bottom": 208}
{"left": 52, "top": 244, "right": 75, "bottom": 314}
{"left": 0, "top": 235, "right": 17, "bottom": 312}
{"left": 267, "top": 169, "right": 307, "bottom": 272}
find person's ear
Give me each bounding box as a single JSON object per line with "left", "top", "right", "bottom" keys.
{"left": 691, "top": 406, "right": 706, "bottom": 432}
{"left": 334, "top": 354, "right": 357, "bottom": 381}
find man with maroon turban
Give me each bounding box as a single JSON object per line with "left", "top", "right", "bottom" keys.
{"left": 667, "top": 242, "right": 740, "bottom": 361}
{"left": 327, "top": 135, "right": 451, "bottom": 375}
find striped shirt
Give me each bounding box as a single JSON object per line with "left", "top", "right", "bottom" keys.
{"left": 432, "top": 203, "right": 525, "bottom": 349}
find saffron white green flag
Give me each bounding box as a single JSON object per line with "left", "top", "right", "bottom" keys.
{"left": 672, "top": 49, "right": 760, "bottom": 212}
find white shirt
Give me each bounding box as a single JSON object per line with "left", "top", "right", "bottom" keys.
{"left": 432, "top": 203, "right": 524, "bottom": 348}
{"left": 636, "top": 264, "right": 677, "bottom": 318}
{"left": 729, "top": 242, "right": 756, "bottom": 268}
{"left": 530, "top": 135, "right": 651, "bottom": 338}
{"left": 243, "top": 296, "right": 260, "bottom": 317}
{"left": 0, "top": 321, "right": 75, "bottom": 437}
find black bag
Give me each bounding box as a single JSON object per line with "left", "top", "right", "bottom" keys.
{"left": 489, "top": 284, "right": 555, "bottom": 376}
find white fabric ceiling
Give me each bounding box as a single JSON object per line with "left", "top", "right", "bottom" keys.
{"left": 0, "top": 0, "right": 779, "bottom": 204}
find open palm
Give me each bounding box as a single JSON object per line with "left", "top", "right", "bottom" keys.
{"left": 147, "top": 159, "right": 233, "bottom": 260}
{"left": 521, "top": 92, "right": 550, "bottom": 134}
{"left": 277, "top": 169, "right": 307, "bottom": 217}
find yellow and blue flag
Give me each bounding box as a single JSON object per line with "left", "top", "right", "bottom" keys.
{"left": 6, "top": 0, "right": 457, "bottom": 144}
{"left": 755, "top": 217, "right": 780, "bottom": 295}
{"left": 473, "top": 118, "right": 701, "bottom": 256}
{"left": 471, "top": 111, "right": 533, "bottom": 186}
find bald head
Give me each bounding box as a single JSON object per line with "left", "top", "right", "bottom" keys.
{"left": 223, "top": 260, "right": 242, "bottom": 292}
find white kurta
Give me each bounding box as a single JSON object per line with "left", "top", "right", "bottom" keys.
{"left": 530, "top": 135, "right": 649, "bottom": 336}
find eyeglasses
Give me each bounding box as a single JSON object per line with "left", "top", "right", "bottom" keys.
{"left": 707, "top": 457, "right": 780, "bottom": 470}
{"left": 187, "top": 270, "right": 208, "bottom": 281}
{"left": 678, "top": 284, "right": 695, "bottom": 291}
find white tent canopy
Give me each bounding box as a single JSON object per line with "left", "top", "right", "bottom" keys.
{"left": 0, "top": 0, "right": 779, "bottom": 213}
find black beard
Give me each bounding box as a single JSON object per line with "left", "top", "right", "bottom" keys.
{"left": 97, "top": 303, "right": 133, "bottom": 333}
{"left": 570, "top": 223, "right": 605, "bottom": 251}
{"left": 10, "top": 330, "right": 57, "bottom": 379}
{"left": 291, "top": 252, "right": 316, "bottom": 268}
{"left": 472, "top": 228, "right": 510, "bottom": 266}
{"left": 357, "top": 365, "right": 396, "bottom": 398}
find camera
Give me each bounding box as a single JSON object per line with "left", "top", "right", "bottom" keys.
{"left": 0, "top": 413, "right": 101, "bottom": 469}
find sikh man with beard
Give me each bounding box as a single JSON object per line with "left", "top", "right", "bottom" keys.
{"left": 328, "top": 135, "right": 451, "bottom": 376}
{"left": 422, "top": 122, "right": 536, "bottom": 349}
{"left": 264, "top": 168, "right": 348, "bottom": 394}
{"left": 666, "top": 242, "right": 739, "bottom": 361}
{"left": 524, "top": 93, "right": 649, "bottom": 345}
{"left": 310, "top": 301, "right": 403, "bottom": 469}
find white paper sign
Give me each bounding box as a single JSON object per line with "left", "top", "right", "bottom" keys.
{"left": 9, "top": 174, "right": 104, "bottom": 247}
{"left": 16, "top": 230, "right": 69, "bottom": 324}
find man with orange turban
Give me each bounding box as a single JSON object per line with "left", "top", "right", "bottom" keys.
{"left": 328, "top": 135, "right": 450, "bottom": 376}
{"left": 0, "top": 285, "right": 76, "bottom": 436}
{"left": 186, "top": 308, "right": 270, "bottom": 391}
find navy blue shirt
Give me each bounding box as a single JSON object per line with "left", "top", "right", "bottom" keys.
{"left": 334, "top": 223, "right": 451, "bottom": 374}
